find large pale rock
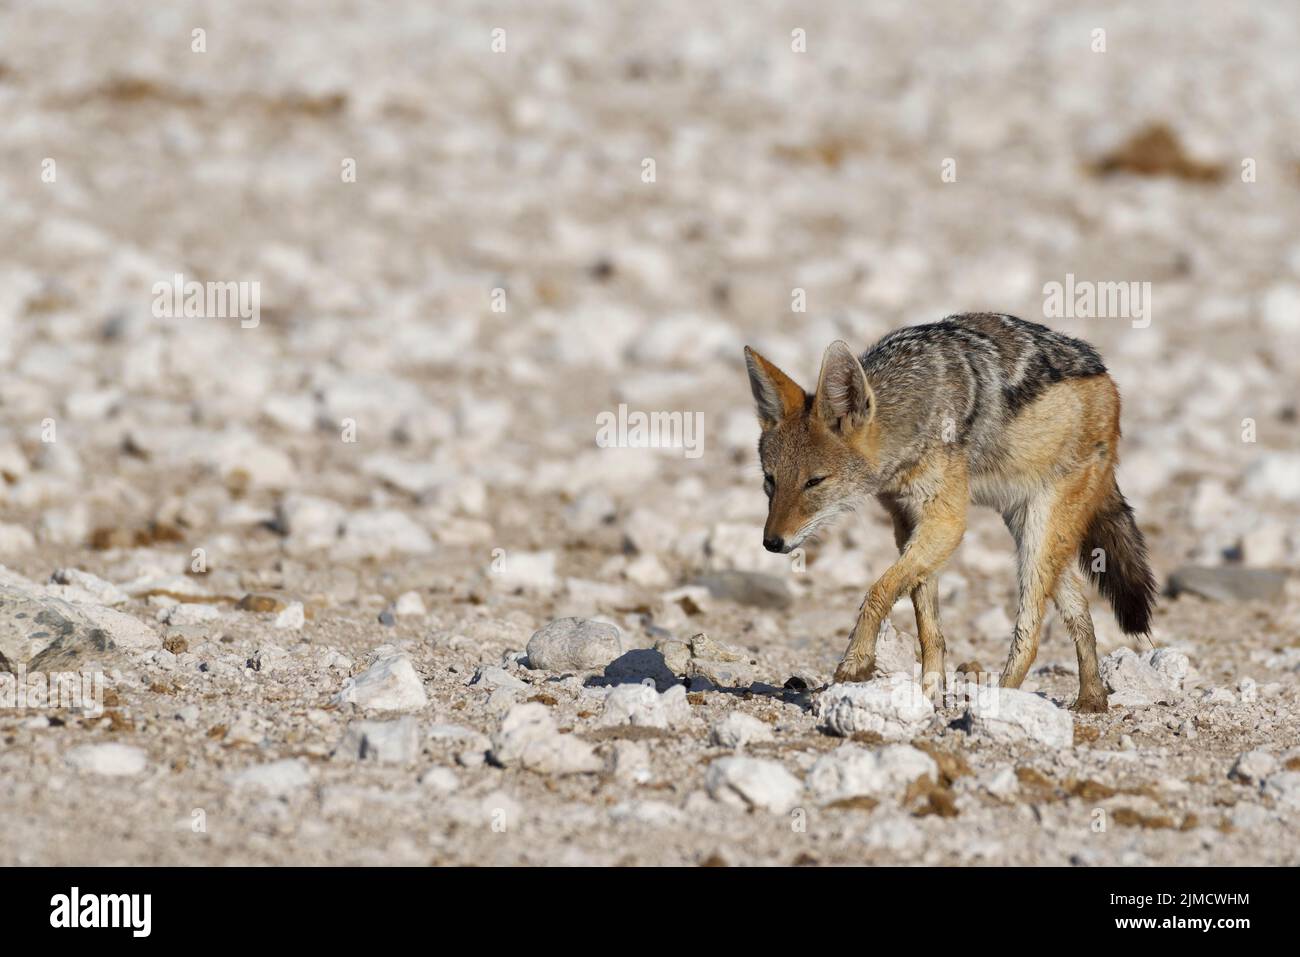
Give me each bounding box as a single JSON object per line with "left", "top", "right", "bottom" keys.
{"left": 468, "top": 665, "right": 527, "bottom": 692}
{"left": 686, "top": 657, "right": 755, "bottom": 689}
{"left": 333, "top": 510, "right": 434, "bottom": 561}
{"left": 48, "top": 569, "right": 128, "bottom": 606}
{"left": 470, "top": 660, "right": 525, "bottom": 691}
{"left": 609, "top": 799, "right": 683, "bottom": 826}
{"left": 338, "top": 717, "right": 421, "bottom": 764}
{"left": 0, "top": 583, "right": 159, "bottom": 669}
{"left": 157, "top": 601, "right": 222, "bottom": 627}
{"left": 0, "top": 524, "right": 35, "bottom": 554}
{"left": 709, "top": 712, "right": 774, "bottom": 749}
{"left": 815, "top": 674, "right": 934, "bottom": 740}
{"left": 1261, "top": 284, "right": 1300, "bottom": 336}
{"left": 333, "top": 655, "right": 428, "bottom": 713}
{"left": 862, "top": 814, "right": 925, "bottom": 853}
{"left": 705, "top": 756, "right": 803, "bottom": 813}
{"left": 490, "top": 550, "right": 558, "bottom": 593}
{"left": 600, "top": 682, "right": 691, "bottom": 729}
{"left": 1243, "top": 452, "right": 1300, "bottom": 503}
{"left": 658, "top": 684, "right": 692, "bottom": 725}
{"left": 602, "top": 740, "right": 652, "bottom": 783}
{"left": 65, "top": 743, "right": 147, "bottom": 777}
{"left": 1101, "top": 647, "right": 1189, "bottom": 706}
{"left": 526, "top": 617, "right": 623, "bottom": 671}
{"left": 873, "top": 619, "right": 919, "bottom": 675}
{"left": 806, "top": 744, "right": 937, "bottom": 804}
{"left": 1147, "top": 648, "right": 1192, "bottom": 690}
{"left": 419, "top": 767, "right": 460, "bottom": 794}
{"left": 76, "top": 605, "right": 160, "bottom": 655}
{"left": 1241, "top": 522, "right": 1292, "bottom": 567}
{"left": 655, "top": 639, "right": 691, "bottom": 674}
{"left": 1263, "top": 771, "right": 1300, "bottom": 810}
{"left": 394, "top": 591, "right": 426, "bottom": 617}
{"left": 682, "top": 632, "right": 756, "bottom": 689}
{"left": 490, "top": 703, "right": 601, "bottom": 775}
{"left": 1230, "top": 749, "right": 1277, "bottom": 785}
{"left": 689, "top": 632, "right": 745, "bottom": 662}
{"left": 230, "top": 759, "right": 313, "bottom": 796}
{"left": 964, "top": 686, "right": 1073, "bottom": 748}
{"left": 275, "top": 494, "right": 346, "bottom": 553}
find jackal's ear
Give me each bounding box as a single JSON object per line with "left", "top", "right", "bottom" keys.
{"left": 814, "top": 340, "right": 875, "bottom": 434}
{"left": 744, "top": 346, "right": 806, "bottom": 428}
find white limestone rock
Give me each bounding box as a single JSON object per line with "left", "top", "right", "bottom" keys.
{"left": 65, "top": 743, "right": 148, "bottom": 777}
{"left": 705, "top": 756, "right": 803, "bottom": 813}
{"left": 806, "top": 744, "right": 938, "bottom": 805}
{"left": 964, "top": 686, "right": 1073, "bottom": 749}
{"left": 490, "top": 703, "right": 601, "bottom": 775}
{"left": 709, "top": 712, "right": 774, "bottom": 749}
{"left": 526, "top": 617, "right": 623, "bottom": 671}
{"left": 333, "top": 655, "right": 428, "bottom": 713}
{"left": 815, "top": 673, "right": 935, "bottom": 740}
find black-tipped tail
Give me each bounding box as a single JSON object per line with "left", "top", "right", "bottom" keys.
{"left": 1079, "top": 477, "right": 1156, "bottom": 634}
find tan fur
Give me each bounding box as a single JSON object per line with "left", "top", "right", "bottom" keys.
{"left": 972, "top": 376, "right": 1119, "bottom": 708}
{"left": 745, "top": 347, "right": 806, "bottom": 425}
{"left": 856, "top": 418, "right": 884, "bottom": 470}
{"left": 747, "top": 336, "right": 1130, "bottom": 712}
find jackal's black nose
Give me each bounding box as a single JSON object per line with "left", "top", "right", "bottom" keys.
{"left": 763, "top": 535, "right": 785, "bottom": 553}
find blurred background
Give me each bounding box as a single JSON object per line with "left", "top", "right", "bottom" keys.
{"left": 1, "top": 0, "right": 1296, "bottom": 607}
{"left": 0, "top": 0, "right": 1298, "bottom": 864}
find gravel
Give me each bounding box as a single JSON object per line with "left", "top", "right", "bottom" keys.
{"left": 1, "top": 0, "right": 1298, "bottom": 867}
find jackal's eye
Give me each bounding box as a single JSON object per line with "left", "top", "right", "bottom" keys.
{"left": 804, "top": 476, "right": 826, "bottom": 490}
{"left": 763, "top": 474, "right": 774, "bottom": 496}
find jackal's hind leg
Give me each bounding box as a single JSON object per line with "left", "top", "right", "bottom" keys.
{"left": 1000, "top": 495, "right": 1071, "bottom": 689}
{"left": 1054, "top": 566, "right": 1109, "bottom": 713}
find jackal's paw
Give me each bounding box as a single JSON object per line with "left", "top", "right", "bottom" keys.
{"left": 833, "top": 658, "right": 875, "bottom": 684}
{"left": 920, "top": 672, "right": 946, "bottom": 705}
{"left": 1071, "top": 690, "right": 1110, "bottom": 714}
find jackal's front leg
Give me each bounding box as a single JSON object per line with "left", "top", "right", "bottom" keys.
{"left": 834, "top": 460, "right": 967, "bottom": 684}
{"left": 883, "top": 500, "right": 948, "bottom": 699}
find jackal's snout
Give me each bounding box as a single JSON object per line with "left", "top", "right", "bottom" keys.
{"left": 762, "top": 533, "right": 788, "bottom": 553}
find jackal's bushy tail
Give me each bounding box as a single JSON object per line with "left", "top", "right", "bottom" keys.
{"left": 1079, "top": 475, "right": 1156, "bottom": 635}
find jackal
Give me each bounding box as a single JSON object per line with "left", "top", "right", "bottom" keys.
{"left": 744, "top": 313, "right": 1156, "bottom": 712}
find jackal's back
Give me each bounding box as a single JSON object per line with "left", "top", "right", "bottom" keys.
{"left": 862, "top": 313, "right": 1108, "bottom": 472}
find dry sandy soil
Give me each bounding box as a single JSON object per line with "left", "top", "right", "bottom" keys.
{"left": 1, "top": 0, "right": 1298, "bottom": 865}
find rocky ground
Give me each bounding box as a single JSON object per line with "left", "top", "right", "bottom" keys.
{"left": 1, "top": 0, "right": 1298, "bottom": 866}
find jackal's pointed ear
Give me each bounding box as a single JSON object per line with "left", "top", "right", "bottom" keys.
{"left": 814, "top": 340, "right": 875, "bottom": 434}
{"left": 744, "top": 346, "right": 806, "bottom": 428}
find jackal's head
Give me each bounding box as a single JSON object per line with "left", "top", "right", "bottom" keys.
{"left": 744, "top": 341, "right": 878, "bottom": 553}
